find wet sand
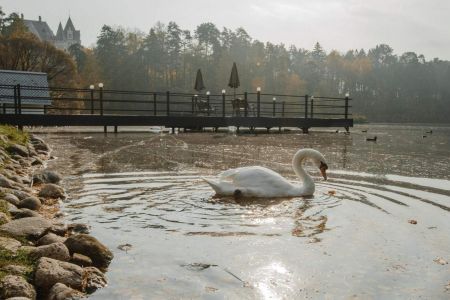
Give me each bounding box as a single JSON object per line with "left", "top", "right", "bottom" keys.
{"left": 41, "top": 124, "right": 450, "bottom": 299}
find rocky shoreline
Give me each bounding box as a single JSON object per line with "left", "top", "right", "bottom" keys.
{"left": 0, "top": 126, "right": 113, "bottom": 299}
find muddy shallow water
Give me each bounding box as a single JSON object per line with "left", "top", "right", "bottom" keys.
{"left": 40, "top": 124, "right": 450, "bottom": 299}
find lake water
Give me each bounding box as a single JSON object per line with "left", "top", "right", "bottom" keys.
{"left": 41, "top": 124, "right": 450, "bottom": 299}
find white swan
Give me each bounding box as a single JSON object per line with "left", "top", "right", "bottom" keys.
{"left": 204, "top": 148, "right": 328, "bottom": 198}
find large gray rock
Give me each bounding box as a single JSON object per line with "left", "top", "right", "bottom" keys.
{"left": 17, "top": 197, "right": 41, "bottom": 211}
{"left": 0, "top": 174, "right": 14, "bottom": 188}
{"left": 12, "top": 208, "right": 41, "bottom": 219}
{"left": 3, "top": 193, "right": 20, "bottom": 206}
{"left": 38, "top": 184, "right": 65, "bottom": 199}
{"left": 34, "top": 257, "right": 83, "bottom": 291}
{"left": 64, "top": 234, "right": 113, "bottom": 269}
{"left": 84, "top": 267, "right": 107, "bottom": 293}
{"left": 33, "top": 170, "right": 62, "bottom": 185}
{"left": 30, "top": 135, "right": 49, "bottom": 152}
{"left": 30, "top": 242, "right": 71, "bottom": 261}
{"left": 37, "top": 233, "right": 66, "bottom": 246}
{"left": 0, "top": 217, "right": 52, "bottom": 240}
{"left": 6, "top": 144, "right": 29, "bottom": 157}
{"left": 47, "top": 282, "right": 84, "bottom": 300}
{"left": 10, "top": 190, "right": 34, "bottom": 201}
{"left": 0, "top": 236, "right": 21, "bottom": 252}
{"left": 0, "top": 275, "right": 36, "bottom": 299}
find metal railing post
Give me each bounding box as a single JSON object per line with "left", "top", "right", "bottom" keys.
{"left": 257, "top": 90, "right": 261, "bottom": 117}
{"left": 166, "top": 91, "right": 170, "bottom": 116}
{"left": 191, "top": 96, "right": 195, "bottom": 114}
{"left": 13, "top": 85, "right": 17, "bottom": 114}
{"left": 272, "top": 100, "right": 276, "bottom": 117}
{"left": 206, "top": 93, "right": 210, "bottom": 116}
{"left": 153, "top": 93, "right": 157, "bottom": 116}
{"left": 99, "top": 86, "right": 104, "bottom": 115}
{"left": 222, "top": 91, "right": 225, "bottom": 117}
{"left": 282, "top": 101, "right": 285, "bottom": 117}
{"left": 90, "top": 88, "right": 94, "bottom": 114}
{"left": 304, "top": 94, "right": 309, "bottom": 119}
{"left": 17, "top": 84, "right": 22, "bottom": 114}
{"left": 244, "top": 92, "right": 248, "bottom": 117}
{"left": 44, "top": 105, "right": 47, "bottom": 115}
{"left": 311, "top": 97, "right": 314, "bottom": 118}
{"left": 345, "top": 96, "right": 349, "bottom": 119}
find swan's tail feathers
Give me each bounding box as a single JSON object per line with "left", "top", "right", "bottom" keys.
{"left": 202, "top": 178, "right": 235, "bottom": 196}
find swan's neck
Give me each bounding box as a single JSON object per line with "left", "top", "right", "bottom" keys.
{"left": 292, "top": 150, "right": 314, "bottom": 185}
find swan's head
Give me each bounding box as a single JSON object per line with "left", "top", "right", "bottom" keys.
{"left": 294, "top": 148, "right": 328, "bottom": 180}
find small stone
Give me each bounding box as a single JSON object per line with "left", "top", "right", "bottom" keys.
{"left": 18, "top": 197, "right": 41, "bottom": 211}
{"left": 3, "top": 193, "right": 20, "bottom": 206}
{"left": 84, "top": 266, "right": 107, "bottom": 293}
{"left": 0, "top": 275, "right": 36, "bottom": 299}
{"left": 0, "top": 211, "right": 10, "bottom": 224}
{"left": 37, "top": 233, "right": 66, "bottom": 246}
{"left": 34, "top": 257, "right": 84, "bottom": 291}
{"left": 433, "top": 257, "right": 448, "bottom": 265}
{"left": 31, "top": 158, "right": 43, "bottom": 166}
{"left": 33, "top": 170, "right": 62, "bottom": 185}
{"left": 47, "top": 282, "right": 84, "bottom": 300}
{"left": 71, "top": 253, "right": 93, "bottom": 267}
{"left": 30, "top": 242, "right": 71, "bottom": 261}
{"left": 38, "top": 184, "right": 65, "bottom": 199}
{"left": 10, "top": 190, "right": 34, "bottom": 201}
{"left": 68, "top": 223, "right": 90, "bottom": 234}
{"left": 50, "top": 223, "right": 68, "bottom": 236}
{"left": 408, "top": 219, "right": 417, "bottom": 225}
{"left": 0, "top": 236, "right": 22, "bottom": 252}
{"left": 64, "top": 234, "right": 113, "bottom": 269}
{"left": 0, "top": 217, "right": 52, "bottom": 241}
{"left": 2, "top": 264, "right": 31, "bottom": 276}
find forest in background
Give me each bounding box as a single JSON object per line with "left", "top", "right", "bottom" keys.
{"left": 1, "top": 7, "right": 450, "bottom": 123}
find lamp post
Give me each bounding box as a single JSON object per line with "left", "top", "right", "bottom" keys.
{"left": 206, "top": 91, "right": 210, "bottom": 116}
{"left": 89, "top": 84, "right": 95, "bottom": 114}
{"left": 344, "top": 92, "right": 350, "bottom": 120}
{"left": 98, "top": 83, "right": 104, "bottom": 116}
{"left": 222, "top": 89, "right": 226, "bottom": 117}
{"left": 256, "top": 87, "right": 261, "bottom": 117}
{"left": 272, "top": 97, "right": 276, "bottom": 117}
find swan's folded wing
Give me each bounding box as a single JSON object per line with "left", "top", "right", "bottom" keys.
{"left": 223, "top": 166, "right": 293, "bottom": 190}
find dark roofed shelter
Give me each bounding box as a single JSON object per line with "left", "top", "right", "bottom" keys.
{"left": 0, "top": 70, "right": 52, "bottom": 114}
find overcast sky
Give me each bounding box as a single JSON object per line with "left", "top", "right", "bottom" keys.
{"left": 3, "top": 0, "right": 450, "bottom": 60}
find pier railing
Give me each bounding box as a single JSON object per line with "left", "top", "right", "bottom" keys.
{"left": 0, "top": 84, "right": 352, "bottom": 120}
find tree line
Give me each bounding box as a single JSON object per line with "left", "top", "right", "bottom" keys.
{"left": 1, "top": 7, "right": 450, "bottom": 123}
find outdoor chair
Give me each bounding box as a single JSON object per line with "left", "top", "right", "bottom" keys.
{"left": 196, "top": 99, "right": 216, "bottom": 116}
{"left": 232, "top": 98, "right": 254, "bottom": 116}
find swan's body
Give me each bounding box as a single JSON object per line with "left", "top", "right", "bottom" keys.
{"left": 204, "top": 149, "right": 328, "bottom": 198}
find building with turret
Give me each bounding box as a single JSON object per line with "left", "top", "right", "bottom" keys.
{"left": 22, "top": 15, "right": 81, "bottom": 51}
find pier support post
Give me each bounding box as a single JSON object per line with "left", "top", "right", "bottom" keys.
{"left": 104, "top": 126, "right": 107, "bottom": 134}
{"left": 114, "top": 126, "right": 118, "bottom": 133}
{"left": 302, "top": 127, "right": 309, "bottom": 134}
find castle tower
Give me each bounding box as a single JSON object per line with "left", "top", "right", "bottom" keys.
{"left": 54, "top": 17, "right": 81, "bottom": 51}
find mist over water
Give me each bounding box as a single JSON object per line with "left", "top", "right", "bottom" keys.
{"left": 42, "top": 124, "right": 450, "bottom": 299}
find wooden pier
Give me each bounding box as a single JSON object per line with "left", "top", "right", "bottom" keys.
{"left": 0, "top": 85, "right": 353, "bottom": 132}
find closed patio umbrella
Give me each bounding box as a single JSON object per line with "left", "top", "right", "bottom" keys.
{"left": 228, "top": 62, "right": 240, "bottom": 100}
{"left": 194, "top": 69, "right": 205, "bottom": 92}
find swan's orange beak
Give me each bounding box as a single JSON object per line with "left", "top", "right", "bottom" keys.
{"left": 319, "top": 162, "right": 328, "bottom": 180}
